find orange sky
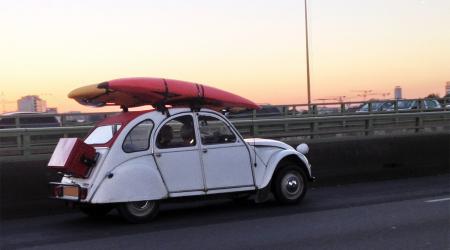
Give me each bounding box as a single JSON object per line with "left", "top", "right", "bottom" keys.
{"left": 1, "top": 0, "right": 449, "bottom": 113}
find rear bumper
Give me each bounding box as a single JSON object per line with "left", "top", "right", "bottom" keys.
{"left": 48, "top": 182, "right": 87, "bottom": 201}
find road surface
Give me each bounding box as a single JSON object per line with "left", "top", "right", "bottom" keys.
{"left": 1, "top": 174, "right": 449, "bottom": 250}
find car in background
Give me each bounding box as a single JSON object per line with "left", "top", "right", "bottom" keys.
{"left": 386, "top": 99, "right": 442, "bottom": 111}
{"left": 356, "top": 101, "right": 393, "bottom": 113}
{"left": 345, "top": 105, "right": 363, "bottom": 113}
{"left": 0, "top": 112, "right": 61, "bottom": 129}
{"left": 316, "top": 106, "right": 339, "bottom": 115}
{"left": 226, "top": 105, "right": 282, "bottom": 119}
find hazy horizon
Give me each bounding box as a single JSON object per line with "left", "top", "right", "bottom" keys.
{"left": 1, "top": 0, "right": 449, "bottom": 113}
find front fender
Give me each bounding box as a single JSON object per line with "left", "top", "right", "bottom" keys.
{"left": 90, "top": 155, "right": 168, "bottom": 203}
{"left": 259, "top": 149, "right": 312, "bottom": 189}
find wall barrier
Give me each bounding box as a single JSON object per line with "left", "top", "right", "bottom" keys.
{"left": 1, "top": 111, "right": 449, "bottom": 162}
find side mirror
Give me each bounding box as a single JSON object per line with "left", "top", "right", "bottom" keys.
{"left": 296, "top": 143, "right": 309, "bottom": 155}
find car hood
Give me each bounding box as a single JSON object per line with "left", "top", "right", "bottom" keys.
{"left": 244, "top": 138, "right": 294, "bottom": 150}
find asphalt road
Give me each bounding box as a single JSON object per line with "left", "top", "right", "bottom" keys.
{"left": 1, "top": 174, "right": 449, "bottom": 250}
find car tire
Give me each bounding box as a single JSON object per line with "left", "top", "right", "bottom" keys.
{"left": 80, "top": 204, "right": 113, "bottom": 218}
{"left": 273, "top": 164, "right": 308, "bottom": 205}
{"left": 117, "top": 200, "right": 159, "bottom": 223}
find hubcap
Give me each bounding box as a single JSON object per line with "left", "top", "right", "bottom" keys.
{"left": 281, "top": 172, "right": 304, "bottom": 200}
{"left": 286, "top": 177, "right": 299, "bottom": 193}
{"left": 127, "top": 201, "right": 155, "bottom": 217}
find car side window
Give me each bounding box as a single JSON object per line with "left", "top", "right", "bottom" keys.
{"left": 156, "top": 115, "right": 196, "bottom": 149}
{"left": 123, "top": 120, "right": 153, "bottom": 153}
{"left": 381, "top": 102, "right": 391, "bottom": 110}
{"left": 426, "top": 100, "right": 437, "bottom": 108}
{"left": 198, "top": 115, "right": 236, "bottom": 145}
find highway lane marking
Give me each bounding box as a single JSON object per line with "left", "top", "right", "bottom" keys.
{"left": 425, "top": 197, "right": 450, "bottom": 203}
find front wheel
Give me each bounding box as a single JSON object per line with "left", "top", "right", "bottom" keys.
{"left": 117, "top": 200, "right": 159, "bottom": 223}
{"left": 273, "top": 165, "right": 308, "bottom": 204}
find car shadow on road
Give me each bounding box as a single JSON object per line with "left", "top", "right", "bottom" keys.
{"left": 58, "top": 197, "right": 313, "bottom": 232}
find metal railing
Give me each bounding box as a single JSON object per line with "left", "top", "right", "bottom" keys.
{"left": 0, "top": 126, "right": 91, "bottom": 161}
{"left": 1, "top": 97, "right": 449, "bottom": 129}
{"left": 1, "top": 111, "right": 449, "bottom": 162}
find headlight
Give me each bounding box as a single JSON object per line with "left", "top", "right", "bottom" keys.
{"left": 296, "top": 143, "right": 309, "bottom": 155}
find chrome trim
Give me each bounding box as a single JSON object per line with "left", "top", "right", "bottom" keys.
{"left": 206, "top": 184, "right": 255, "bottom": 191}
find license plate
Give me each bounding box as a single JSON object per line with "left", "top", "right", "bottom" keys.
{"left": 63, "top": 186, "right": 79, "bottom": 198}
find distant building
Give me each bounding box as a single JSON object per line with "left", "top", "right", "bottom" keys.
{"left": 17, "top": 95, "right": 47, "bottom": 112}
{"left": 394, "top": 86, "right": 402, "bottom": 99}
{"left": 446, "top": 82, "right": 450, "bottom": 95}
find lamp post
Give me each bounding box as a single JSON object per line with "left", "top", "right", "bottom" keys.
{"left": 304, "top": 0, "right": 312, "bottom": 110}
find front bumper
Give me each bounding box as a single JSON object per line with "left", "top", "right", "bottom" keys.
{"left": 308, "top": 163, "right": 316, "bottom": 182}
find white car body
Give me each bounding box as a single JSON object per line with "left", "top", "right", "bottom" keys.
{"left": 51, "top": 108, "right": 314, "bottom": 222}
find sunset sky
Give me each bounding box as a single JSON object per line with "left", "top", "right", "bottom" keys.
{"left": 1, "top": 0, "right": 449, "bottom": 113}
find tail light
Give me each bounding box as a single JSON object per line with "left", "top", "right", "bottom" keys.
{"left": 52, "top": 185, "right": 64, "bottom": 197}
{"left": 49, "top": 183, "right": 88, "bottom": 200}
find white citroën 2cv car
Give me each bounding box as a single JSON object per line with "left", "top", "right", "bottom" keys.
{"left": 48, "top": 77, "right": 314, "bottom": 223}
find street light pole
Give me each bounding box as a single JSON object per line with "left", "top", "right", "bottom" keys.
{"left": 304, "top": 0, "right": 312, "bottom": 109}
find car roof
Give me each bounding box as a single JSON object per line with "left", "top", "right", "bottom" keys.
{"left": 96, "top": 110, "right": 153, "bottom": 126}
{"left": 96, "top": 107, "right": 219, "bottom": 126}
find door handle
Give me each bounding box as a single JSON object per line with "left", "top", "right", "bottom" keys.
{"left": 202, "top": 149, "right": 208, "bottom": 153}
{"left": 155, "top": 152, "right": 162, "bottom": 157}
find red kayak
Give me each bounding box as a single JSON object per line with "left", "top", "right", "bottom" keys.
{"left": 69, "top": 77, "right": 259, "bottom": 110}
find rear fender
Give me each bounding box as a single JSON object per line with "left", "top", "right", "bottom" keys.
{"left": 90, "top": 155, "right": 168, "bottom": 203}
{"left": 259, "top": 149, "right": 312, "bottom": 189}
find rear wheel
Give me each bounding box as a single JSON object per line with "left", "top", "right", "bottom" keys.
{"left": 117, "top": 200, "right": 159, "bottom": 223}
{"left": 273, "top": 165, "right": 307, "bottom": 204}
{"left": 80, "top": 204, "right": 113, "bottom": 218}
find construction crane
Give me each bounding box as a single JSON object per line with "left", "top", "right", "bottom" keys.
{"left": 370, "top": 92, "right": 391, "bottom": 99}
{"left": 314, "top": 96, "right": 347, "bottom": 103}
{"left": 314, "top": 98, "right": 334, "bottom": 104}
{"left": 351, "top": 90, "right": 373, "bottom": 101}
{"left": 351, "top": 90, "right": 392, "bottom": 101}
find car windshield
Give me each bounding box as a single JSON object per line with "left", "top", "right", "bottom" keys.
{"left": 361, "top": 102, "right": 383, "bottom": 111}
{"left": 425, "top": 100, "right": 439, "bottom": 108}
{"left": 397, "top": 101, "right": 413, "bottom": 109}
{"left": 84, "top": 124, "right": 122, "bottom": 145}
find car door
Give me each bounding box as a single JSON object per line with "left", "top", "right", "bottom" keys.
{"left": 153, "top": 114, "right": 205, "bottom": 193}
{"left": 197, "top": 112, "right": 254, "bottom": 190}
